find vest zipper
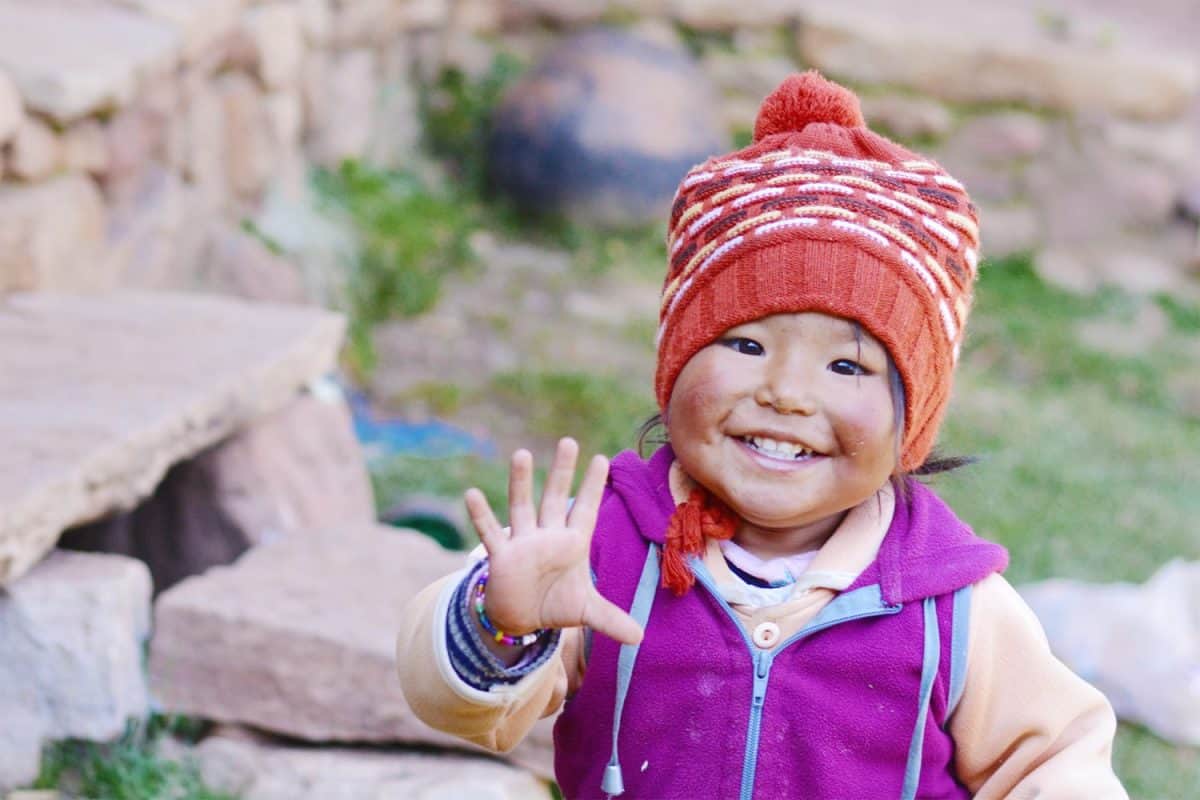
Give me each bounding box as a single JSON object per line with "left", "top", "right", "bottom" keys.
{"left": 688, "top": 560, "right": 904, "bottom": 800}
{"left": 739, "top": 650, "right": 772, "bottom": 800}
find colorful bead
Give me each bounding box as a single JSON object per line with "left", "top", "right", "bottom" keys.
{"left": 472, "top": 570, "right": 548, "bottom": 648}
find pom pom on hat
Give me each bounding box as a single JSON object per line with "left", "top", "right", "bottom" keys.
{"left": 752, "top": 70, "right": 865, "bottom": 142}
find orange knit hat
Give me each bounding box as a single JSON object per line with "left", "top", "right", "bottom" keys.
{"left": 655, "top": 71, "right": 980, "bottom": 472}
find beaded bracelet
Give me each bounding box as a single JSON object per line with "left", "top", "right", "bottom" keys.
{"left": 472, "top": 570, "right": 548, "bottom": 648}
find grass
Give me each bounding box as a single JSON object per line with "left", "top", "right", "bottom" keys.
{"left": 32, "top": 716, "right": 233, "bottom": 800}
{"left": 312, "top": 160, "right": 477, "bottom": 379}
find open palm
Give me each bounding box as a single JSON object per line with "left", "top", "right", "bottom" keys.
{"left": 465, "top": 438, "right": 643, "bottom": 646}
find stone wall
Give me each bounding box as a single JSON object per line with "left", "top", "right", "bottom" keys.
{"left": 0, "top": 0, "right": 438, "bottom": 300}
{"left": 1, "top": 0, "right": 1196, "bottom": 300}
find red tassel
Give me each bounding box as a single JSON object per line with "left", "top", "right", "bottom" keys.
{"left": 661, "top": 488, "right": 738, "bottom": 596}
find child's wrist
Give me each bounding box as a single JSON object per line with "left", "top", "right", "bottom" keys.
{"left": 470, "top": 567, "right": 549, "bottom": 648}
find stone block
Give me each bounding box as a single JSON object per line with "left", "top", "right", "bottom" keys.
{"left": 61, "top": 389, "right": 370, "bottom": 592}
{"left": 0, "top": 69, "right": 23, "bottom": 145}
{"left": 265, "top": 90, "right": 304, "bottom": 153}
{"left": 62, "top": 119, "right": 110, "bottom": 175}
{"left": 307, "top": 49, "right": 377, "bottom": 166}
{"left": 297, "top": 0, "right": 333, "bottom": 44}
{"left": 217, "top": 72, "right": 274, "bottom": 202}
{"left": 331, "top": 0, "right": 407, "bottom": 47}
{"left": 102, "top": 105, "right": 167, "bottom": 199}
{"left": 242, "top": 4, "right": 305, "bottom": 90}
{"left": 114, "top": 0, "right": 243, "bottom": 63}
{"left": 5, "top": 116, "right": 62, "bottom": 181}
{"left": 0, "top": 291, "right": 345, "bottom": 586}
{"left": 104, "top": 166, "right": 212, "bottom": 290}
{"left": 0, "top": 551, "right": 151, "bottom": 791}
{"left": 179, "top": 70, "right": 231, "bottom": 207}
{"left": 148, "top": 527, "right": 555, "bottom": 775}
{"left": 0, "top": 1, "right": 181, "bottom": 123}
{"left": 0, "top": 174, "right": 106, "bottom": 292}
{"left": 192, "top": 727, "right": 549, "bottom": 800}
{"left": 795, "top": 2, "right": 1198, "bottom": 121}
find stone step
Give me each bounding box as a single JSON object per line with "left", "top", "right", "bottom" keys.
{"left": 0, "top": 550, "right": 152, "bottom": 791}
{"left": 0, "top": 290, "right": 344, "bottom": 586}
{"left": 148, "top": 526, "right": 556, "bottom": 777}
{"left": 185, "top": 726, "right": 551, "bottom": 800}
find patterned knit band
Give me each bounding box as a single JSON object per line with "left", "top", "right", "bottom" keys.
{"left": 655, "top": 72, "right": 979, "bottom": 471}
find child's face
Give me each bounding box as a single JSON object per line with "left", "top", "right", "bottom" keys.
{"left": 666, "top": 312, "right": 897, "bottom": 553}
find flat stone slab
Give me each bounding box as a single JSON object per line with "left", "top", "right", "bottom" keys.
{"left": 0, "top": 291, "right": 344, "bottom": 586}
{"left": 149, "top": 526, "right": 556, "bottom": 776}
{"left": 0, "top": 1, "right": 180, "bottom": 122}
{"left": 190, "top": 727, "right": 550, "bottom": 800}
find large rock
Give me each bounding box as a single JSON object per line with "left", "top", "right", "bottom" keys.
{"left": 191, "top": 727, "right": 550, "bottom": 800}
{"left": 62, "top": 390, "right": 374, "bottom": 592}
{"left": 149, "top": 526, "right": 557, "bottom": 776}
{"left": 0, "top": 291, "right": 344, "bottom": 586}
{"left": 217, "top": 71, "right": 274, "bottom": 202}
{"left": 0, "top": 551, "right": 151, "bottom": 791}
{"left": 0, "top": 1, "right": 181, "bottom": 123}
{"left": 795, "top": 2, "right": 1197, "bottom": 120}
{"left": 0, "top": 174, "right": 107, "bottom": 292}
{"left": 487, "top": 27, "right": 727, "bottom": 227}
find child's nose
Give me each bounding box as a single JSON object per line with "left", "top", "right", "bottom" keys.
{"left": 754, "top": 374, "right": 818, "bottom": 415}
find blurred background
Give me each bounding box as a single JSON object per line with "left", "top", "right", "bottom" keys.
{"left": 0, "top": 0, "right": 1197, "bottom": 798}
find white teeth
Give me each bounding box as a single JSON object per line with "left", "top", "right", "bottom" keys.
{"left": 745, "top": 435, "right": 814, "bottom": 460}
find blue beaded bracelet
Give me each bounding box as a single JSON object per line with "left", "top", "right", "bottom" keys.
{"left": 472, "top": 570, "right": 548, "bottom": 647}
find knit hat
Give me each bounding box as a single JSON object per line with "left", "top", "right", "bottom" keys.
{"left": 656, "top": 71, "right": 980, "bottom": 472}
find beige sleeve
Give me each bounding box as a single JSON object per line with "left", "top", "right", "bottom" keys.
{"left": 951, "top": 573, "right": 1128, "bottom": 799}
{"left": 395, "top": 569, "right": 576, "bottom": 754}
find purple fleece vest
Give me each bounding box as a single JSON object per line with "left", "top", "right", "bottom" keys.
{"left": 554, "top": 446, "right": 1008, "bottom": 800}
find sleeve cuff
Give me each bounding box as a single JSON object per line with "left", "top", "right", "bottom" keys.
{"left": 445, "top": 559, "right": 562, "bottom": 691}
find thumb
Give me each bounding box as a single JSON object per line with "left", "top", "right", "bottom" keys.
{"left": 581, "top": 588, "right": 644, "bottom": 646}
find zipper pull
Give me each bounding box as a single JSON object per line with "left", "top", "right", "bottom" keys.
{"left": 753, "top": 651, "right": 769, "bottom": 707}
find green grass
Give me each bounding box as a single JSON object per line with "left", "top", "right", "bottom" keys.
{"left": 313, "top": 159, "right": 477, "bottom": 378}
{"left": 32, "top": 717, "right": 234, "bottom": 800}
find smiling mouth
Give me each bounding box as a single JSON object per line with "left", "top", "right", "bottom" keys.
{"left": 737, "top": 435, "right": 824, "bottom": 461}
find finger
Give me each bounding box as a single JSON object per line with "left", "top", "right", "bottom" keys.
{"left": 464, "top": 488, "right": 505, "bottom": 551}
{"left": 566, "top": 453, "right": 609, "bottom": 535}
{"left": 508, "top": 449, "right": 537, "bottom": 535}
{"left": 582, "top": 588, "right": 644, "bottom": 646}
{"left": 539, "top": 437, "right": 578, "bottom": 528}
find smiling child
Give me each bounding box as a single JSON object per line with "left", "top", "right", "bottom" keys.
{"left": 396, "top": 71, "right": 1127, "bottom": 799}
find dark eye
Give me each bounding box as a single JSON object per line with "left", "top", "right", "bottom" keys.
{"left": 722, "top": 337, "right": 764, "bottom": 356}
{"left": 829, "top": 359, "right": 868, "bottom": 376}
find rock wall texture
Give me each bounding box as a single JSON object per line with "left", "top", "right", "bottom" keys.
{"left": 0, "top": 0, "right": 1195, "bottom": 299}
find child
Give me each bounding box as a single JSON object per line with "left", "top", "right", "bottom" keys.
{"left": 397, "top": 72, "right": 1127, "bottom": 799}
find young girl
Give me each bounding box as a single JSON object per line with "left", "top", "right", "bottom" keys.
{"left": 397, "top": 72, "right": 1126, "bottom": 799}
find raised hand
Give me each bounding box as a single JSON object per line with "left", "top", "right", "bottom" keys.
{"left": 464, "top": 437, "right": 644, "bottom": 651}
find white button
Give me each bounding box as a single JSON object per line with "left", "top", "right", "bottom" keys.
{"left": 752, "top": 621, "right": 781, "bottom": 649}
